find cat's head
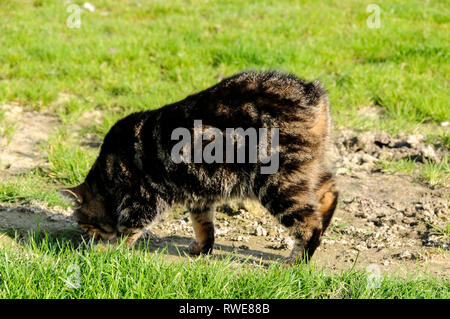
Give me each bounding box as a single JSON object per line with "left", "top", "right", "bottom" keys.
{"left": 60, "top": 183, "right": 118, "bottom": 242}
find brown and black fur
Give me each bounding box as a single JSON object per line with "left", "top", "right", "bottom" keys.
{"left": 62, "top": 71, "right": 339, "bottom": 263}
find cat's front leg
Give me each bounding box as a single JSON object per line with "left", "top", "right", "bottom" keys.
{"left": 116, "top": 209, "right": 146, "bottom": 247}
{"left": 116, "top": 196, "right": 165, "bottom": 247}
{"left": 117, "top": 226, "right": 143, "bottom": 247}
{"left": 189, "top": 206, "right": 215, "bottom": 255}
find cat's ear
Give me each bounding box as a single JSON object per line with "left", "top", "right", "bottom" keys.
{"left": 60, "top": 184, "right": 87, "bottom": 204}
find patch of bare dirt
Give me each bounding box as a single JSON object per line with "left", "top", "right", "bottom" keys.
{"left": 0, "top": 108, "right": 448, "bottom": 278}
{"left": 0, "top": 204, "right": 82, "bottom": 243}
{"left": 0, "top": 104, "right": 59, "bottom": 175}
{"left": 138, "top": 172, "right": 448, "bottom": 276}
{"left": 331, "top": 128, "right": 446, "bottom": 175}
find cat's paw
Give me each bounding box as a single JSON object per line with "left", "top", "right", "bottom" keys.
{"left": 281, "top": 256, "right": 296, "bottom": 266}
{"left": 188, "top": 241, "right": 203, "bottom": 255}
{"left": 188, "top": 240, "right": 213, "bottom": 255}
{"left": 281, "top": 255, "right": 307, "bottom": 266}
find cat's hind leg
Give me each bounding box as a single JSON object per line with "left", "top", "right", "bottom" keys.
{"left": 189, "top": 206, "right": 215, "bottom": 255}
{"left": 258, "top": 171, "right": 338, "bottom": 264}
{"left": 257, "top": 171, "right": 325, "bottom": 264}
{"left": 315, "top": 172, "right": 339, "bottom": 235}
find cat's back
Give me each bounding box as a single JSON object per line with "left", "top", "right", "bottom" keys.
{"left": 173, "top": 71, "right": 329, "bottom": 130}
{"left": 213, "top": 71, "right": 325, "bottom": 107}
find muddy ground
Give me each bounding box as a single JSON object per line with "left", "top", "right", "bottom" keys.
{"left": 0, "top": 106, "right": 448, "bottom": 278}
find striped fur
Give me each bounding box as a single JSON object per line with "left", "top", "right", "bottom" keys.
{"left": 62, "top": 71, "right": 339, "bottom": 263}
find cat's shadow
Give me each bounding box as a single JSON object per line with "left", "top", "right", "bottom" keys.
{"left": 0, "top": 204, "right": 284, "bottom": 266}
{"left": 135, "top": 231, "right": 284, "bottom": 266}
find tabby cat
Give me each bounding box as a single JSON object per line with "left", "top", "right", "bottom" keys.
{"left": 62, "top": 71, "right": 339, "bottom": 263}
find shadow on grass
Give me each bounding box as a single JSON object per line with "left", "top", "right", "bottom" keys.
{"left": 0, "top": 204, "right": 284, "bottom": 265}
{"left": 135, "top": 233, "right": 284, "bottom": 266}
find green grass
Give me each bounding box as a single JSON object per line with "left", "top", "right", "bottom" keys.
{"left": 0, "top": 0, "right": 449, "bottom": 299}
{"left": 427, "top": 221, "right": 450, "bottom": 242}
{"left": 0, "top": 170, "right": 68, "bottom": 207}
{"left": 0, "top": 0, "right": 448, "bottom": 129}
{"left": 0, "top": 233, "right": 448, "bottom": 299}
{"left": 426, "top": 130, "right": 450, "bottom": 151}
{"left": 0, "top": 127, "right": 99, "bottom": 206}
{"left": 0, "top": 109, "right": 16, "bottom": 145}
{"left": 44, "top": 130, "right": 98, "bottom": 185}
{"left": 378, "top": 155, "right": 450, "bottom": 187}
{"left": 0, "top": 0, "right": 447, "bottom": 200}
